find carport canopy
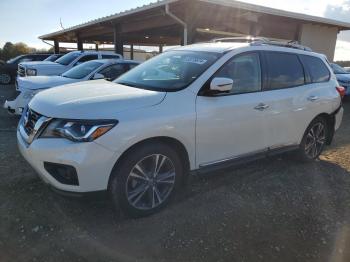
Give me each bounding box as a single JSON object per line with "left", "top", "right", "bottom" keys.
{"left": 39, "top": 0, "right": 350, "bottom": 60}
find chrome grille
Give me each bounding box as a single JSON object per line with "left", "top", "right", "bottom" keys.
{"left": 18, "top": 65, "right": 26, "bottom": 77}
{"left": 23, "top": 109, "right": 42, "bottom": 135}
{"left": 20, "top": 108, "right": 51, "bottom": 145}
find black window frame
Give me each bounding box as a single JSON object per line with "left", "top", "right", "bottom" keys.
{"left": 198, "top": 51, "right": 264, "bottom": 97}
{"left": 261, "top": 51, "right": 306, "bottom": 91}
{"left": 298, "top": 54, "right": 331, "bottom": 84}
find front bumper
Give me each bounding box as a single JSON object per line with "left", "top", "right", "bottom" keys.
{"left": 4, "top": 99, "right": 25, "bottom": 115}
{"left": 17, "top": 130, "right": 120, "bottom": 193}
{"left": 334, "top": 106, "right": 344, "bottom": 131}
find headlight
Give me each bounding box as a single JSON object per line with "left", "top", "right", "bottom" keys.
{"left": 40, "top": 119, "right": 118, "bottom": 142}
{"left": 26, "top": 69, "right": 37, "bottom": 76}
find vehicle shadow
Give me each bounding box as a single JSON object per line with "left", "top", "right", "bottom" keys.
{"left": 20, "top": 152, "right": 350, "bottom": 262}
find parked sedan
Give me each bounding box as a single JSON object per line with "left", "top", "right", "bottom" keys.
{"left": 4, "top": 59, "right": 139, "bottom": 115}
{"left": 330, "top": 63, "right": 350, "bottom": 95}
{"left": 0, "top": 54, "right": 51, "bottom": 84}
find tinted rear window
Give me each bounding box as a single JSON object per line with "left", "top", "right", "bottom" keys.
{"left": 265, "top": 52, "right": 305, "bottom": 90}
{"left": 300, "top": 55, "right": 330, "bottom": 83}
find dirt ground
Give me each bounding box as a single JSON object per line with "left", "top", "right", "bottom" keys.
{"left": 1, "top": 84, "right": 350, "bottom": 262}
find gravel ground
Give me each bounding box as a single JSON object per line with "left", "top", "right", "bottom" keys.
{"left": 1, "top": 84, "right": 350, "bottom": 262}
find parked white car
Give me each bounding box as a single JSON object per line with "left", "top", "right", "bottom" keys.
{"left": 17, "top": 51, "right": 122, "bottom": 77}
{"left": 17, "top": 39, "right": 344, "bottom": 217}
{"left": 4, "top": 59, "right": 139, "bottom": 115}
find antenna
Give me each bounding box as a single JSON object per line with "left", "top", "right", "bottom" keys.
{"left": 60, "top": 18, "right": 65, "bottom": 30}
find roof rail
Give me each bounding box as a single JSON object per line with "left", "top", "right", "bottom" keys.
{"left": 211, "top": 36, "right": 312, "bottom": 52}
{"left": 212, "top": 36, "right": 269, "bottom": 43}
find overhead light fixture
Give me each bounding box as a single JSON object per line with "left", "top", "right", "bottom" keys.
{"left": 205, "top": 28, "right": 210, "bottom": 31}
{"left": 145, "top": 36, "right": 150, "bottom": 39}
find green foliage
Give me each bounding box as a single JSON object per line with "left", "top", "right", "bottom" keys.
{"left": 0, "top": 42, "right": 45, "bottom": 62}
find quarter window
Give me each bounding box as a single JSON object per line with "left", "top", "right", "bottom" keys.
{"left": 300, "top": 55, "right": 330, "bottom": 83}
{"left": 213, "top": 52, "right": 261, "bottom": 95}
{"left": 265, "top": 52, "right": 305, "bottom": 90}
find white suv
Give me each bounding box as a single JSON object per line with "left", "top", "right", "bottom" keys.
{"left": 17, "top": 39, "right": 344, "bottom": 217}
{"left": 17, "top": 51, "right": 122, "bottom": 77}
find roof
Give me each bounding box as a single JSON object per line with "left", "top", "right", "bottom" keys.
{"left": 39, "top": 0, "right": 350, "bottom": 40}
{"left": 171, "top": 42, "right": 250, "bottom": 53}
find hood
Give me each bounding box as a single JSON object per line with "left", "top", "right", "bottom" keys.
{"left": 20, "top": 61, "right": 60, "bottom": 67}
{"left": 335, "top": 73, "right": 350, "bottom": 83}
{"left": 29, "top": 80, "right": 166, "bottom": 119}
{"left": 20, "top": 61, "right": 66, "bottom": 72}
{"left": 17, "top": 76, "right": 78, "bottom": 91}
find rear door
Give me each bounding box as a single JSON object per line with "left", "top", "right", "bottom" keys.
{"left": 260, "top": 51, "right": 333, "bottom": 149}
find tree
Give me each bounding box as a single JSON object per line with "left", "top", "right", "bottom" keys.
{"left": 0, "top": 42, "right": 39, "bottom": 61}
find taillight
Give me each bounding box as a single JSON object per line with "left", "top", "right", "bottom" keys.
{"left": 336, "top": 86, "right": 346, "bottom": 99}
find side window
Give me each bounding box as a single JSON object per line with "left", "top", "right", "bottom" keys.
{"left": 213, "top": 52, "right": 261, "bottom": 95}
{"left": 18, "top": 57, "right": 34, "bottom": 63}
{"left": 76, "top": 54, "right": 98, "bottom": 65}
{"left": 34, "top": 55, "right": 45, "bottom": 61}
{"left": 129, "top": 63, "right": 138, "bottom": 70}
{"left": 265, "top": 52, "right": 305, "bottom": 90}
{"left": 98, "top": 64, "right": 126, "bottom": 80}
{"left": 300, "top": 55, "right": 330, "bottom": 83}
{"left": 102, "top": 54, "right": 120, "bottom": 59}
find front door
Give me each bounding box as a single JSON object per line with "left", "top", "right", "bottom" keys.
{"left": 196, "top": 52, "right": 268, "bottom": 166}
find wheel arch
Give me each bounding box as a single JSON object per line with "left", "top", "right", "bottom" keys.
{"left": 307, "top": 113, "right": 335, "bottom": 145}
{"left": 107, "top": 136, "right": 191, "bottom": 188}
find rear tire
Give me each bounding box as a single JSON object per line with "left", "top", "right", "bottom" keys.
{"left": 109, "top": 142, "right": 184, "bottom": 218}
{"left": 298, "top": 117, "right": 328, "bottom": 162}
{"left": 0, "top": 72, "right": 11, "bottom": 85}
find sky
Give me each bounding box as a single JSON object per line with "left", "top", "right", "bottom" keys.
{"left": 1, "top": 0, "right": 350, "bottom": 60}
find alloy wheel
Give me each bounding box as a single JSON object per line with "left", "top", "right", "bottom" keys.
{"left": 126, "top": 154, "right": 176, "bottom": 210}
{"left": 304, "top": 122, "right": 326, "bottom": 159}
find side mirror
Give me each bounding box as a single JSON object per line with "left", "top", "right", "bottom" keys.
{"left": 93, "top": 73, "right": 104, "bottom": 80}
{"left": 210, "top": 77, "right": 233, "bottom": 93}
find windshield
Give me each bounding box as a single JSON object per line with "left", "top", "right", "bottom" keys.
{"left": 114, "top": 50, "right": 220, "bottom": 91}
{"left": 331, "top": 63, "right": 348, "bottom": 74}
{"left": 61, "top": 60, "right": 103, "bottom": 79}
{"left": 55, "top": 52, "right": 81, "bottom": 66}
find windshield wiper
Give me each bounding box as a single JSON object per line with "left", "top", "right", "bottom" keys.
{"left": 117, "top": 82, "right": 139, "bottom": 88}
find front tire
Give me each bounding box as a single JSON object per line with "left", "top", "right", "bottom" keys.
{"left": 298, "top": 117, "right": 328, "bottom": 161}
{"left": 109, "top": 142, "right": 184, "bottom": 218}
{"left": 0, "top": 72, "right": 11, "bottom": 85}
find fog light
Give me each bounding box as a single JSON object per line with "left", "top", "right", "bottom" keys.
{"left": 44, "top": 162, "right": 79, "bottom": 186}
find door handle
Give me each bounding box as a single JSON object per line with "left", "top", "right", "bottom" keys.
{"left": 254, "top": 103, "right": 269, "bottom": 111}
{"left": 307, "top": 95, "right": 319, "bottom": 102}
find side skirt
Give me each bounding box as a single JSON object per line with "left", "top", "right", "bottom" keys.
{"left": 192, "top": 145, "right": 299, "bottom": 176}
